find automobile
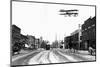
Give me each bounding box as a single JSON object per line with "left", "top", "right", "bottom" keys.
{"left": 46, "top": 45, "right": 50, "bottom": 50}
{"left": 60, "top": 45, "right": 63, "bottom": 49}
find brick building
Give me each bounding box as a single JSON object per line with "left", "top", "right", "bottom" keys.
{"left": 82, "top": 16, "right": 96, "bottom": 50}
{"left": 64, "top": 36, "right": 72, "bottom": 49}
{"left": 70, "top": 29, "right": 82, "bottom": 50}
{"left": 12, "top": 25, "right": 21, "bottom": 46}
{"left": 12, "top": 25, "right": 28, "bottom": 49}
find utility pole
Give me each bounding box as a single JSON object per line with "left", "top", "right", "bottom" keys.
{"left": 55, "top": 33, "right": 57, "bottom": 41}
{"left": 78, "top": 24, "right": 81, "bottom": 50}
{"left": 63, "top": 33, "right": 66, "bottom": 49}
{"left": 55, "top": 33, "right": 58, "bottom": 48}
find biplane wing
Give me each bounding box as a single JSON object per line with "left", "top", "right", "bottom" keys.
{"left": 59, "top": 9, "right": 78, "bottom": 12}
{"left": 60, "top": 13, "right": 78, "bottom": 17}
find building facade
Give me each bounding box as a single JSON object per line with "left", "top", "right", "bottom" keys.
{"left": 27, "top": 35, "right": 36, "bottom": 49}
{"left": 20, "top": 34, "right": 28, "bottom": 48}
{"left": 64, "top": 36, "right": 72, "bottom": 49}
{"left": 82, "top": 16, "right": 96, "bottom": 50}
{"left": 12, "top": 25, "right": 28, "bottom": 49}
{"left": 39, "top": 36, "right": 43, "bottom": 48}
{"left": 12, "top": 25, "right": 21, "bottom": 46}
{"left": 35, "top": 38, "right": 40, "bottom": 48}
{"left": 71, "top": 29, "right": 82, "bottom": 50}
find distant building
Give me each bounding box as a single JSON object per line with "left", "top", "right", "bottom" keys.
{"left": 52, "top": 40, "right": 58, "bottom": 48}
{"left": 39, "top": 36, "right": 43, "bottom": 48}
{"left": 64, "top": 36, "right": 72, "bottom": 49}
{"left": 20, "top": 34, "right": 28, "bottom": 48}
{"left": 58, "top": 40, "right": 62, "bottom": 48}
{"left": 27, "top": 35, "right": 36, "bottom": 49}
{"left": 82, "top": 16, "right": 96, "bottom": 50}
{"left": 35, "top": 38, "right": 40, "bottom": 48}
{"left": 70, "top": 29, "right": 82, "bottom": 50}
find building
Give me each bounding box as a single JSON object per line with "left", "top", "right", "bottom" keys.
{"left": 70, "top": 29, "right": 82, "bottom": 50}
{"left": 35, "top": 38, "right": 40, "bottom": 48}
{"left": 12, "top": 25, "right": 21, "bottom": 46}
{"left": 58, "top": 40, "right": 64, "bottom": 49}
{"left": 39, "top": 36, "right": 43, "bottom": 48}
{"left": 27, "top": 35, "right": 36, "bottom": 49}
{"left": 64, "top": 36, "right": 72, "bottom": 49}
{"left": 82, "top": 16, "right": 96, "bottom": 50}
{"left": 20, "top": 34, "right": 28, "bottom": 48}
{"left": 52, "top": 40, "right": 59, "bottom": 48}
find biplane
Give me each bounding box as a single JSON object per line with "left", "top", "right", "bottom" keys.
{"left": 59, "top": 9, "right": 78, "bottom": 17}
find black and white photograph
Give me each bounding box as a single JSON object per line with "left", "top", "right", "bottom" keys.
{"left": 11, "top": 0, "right": 96, "bottom": 67}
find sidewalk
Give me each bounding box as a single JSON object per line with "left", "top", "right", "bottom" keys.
{"left": 58, "top": 48, "right": 90, "bottom": 55}
{"left": 75, "top": 50, "right": 96, "bottom": 60}
{"left": 57, "top": 48, "right": 96, "bottom": 61}
{"left": 12, "top": 49, "right": 40, "bottom": 62}
{"left": 77, "top": 50, "right": 90, "bottom": 55}
{"left": 12, "top": 49, "right": 33, "bottom": 58}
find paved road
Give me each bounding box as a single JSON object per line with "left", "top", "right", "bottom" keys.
{"left": 12, "top": 48, "right": 96, "bottom": 66}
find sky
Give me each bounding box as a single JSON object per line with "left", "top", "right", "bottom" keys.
{"left": 12, "top": 1, "right": 95, "bottom": 43}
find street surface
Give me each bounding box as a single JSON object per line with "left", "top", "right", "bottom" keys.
{"left": 12, "top": 48, "right": 96, "bottom": 66}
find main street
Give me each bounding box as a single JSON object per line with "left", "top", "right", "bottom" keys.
{"left": 12, "top": 48, "right": 95, "bottom": 66}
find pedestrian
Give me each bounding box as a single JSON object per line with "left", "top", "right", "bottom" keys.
{"left": 88, "top": 46, "right": 94, "bottom": 55}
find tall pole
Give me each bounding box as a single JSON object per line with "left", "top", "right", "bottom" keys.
{"left": 63, "top": 33, "right": 66, "bottom": 49}
{"left": 78, "top": 24, "right": 81, "bottom": 50}
{"left": 55, "top": 33, "right": 57, "bottom": 48}
{"left": 55, "top": 33, "right": 57, "bottom": 41}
